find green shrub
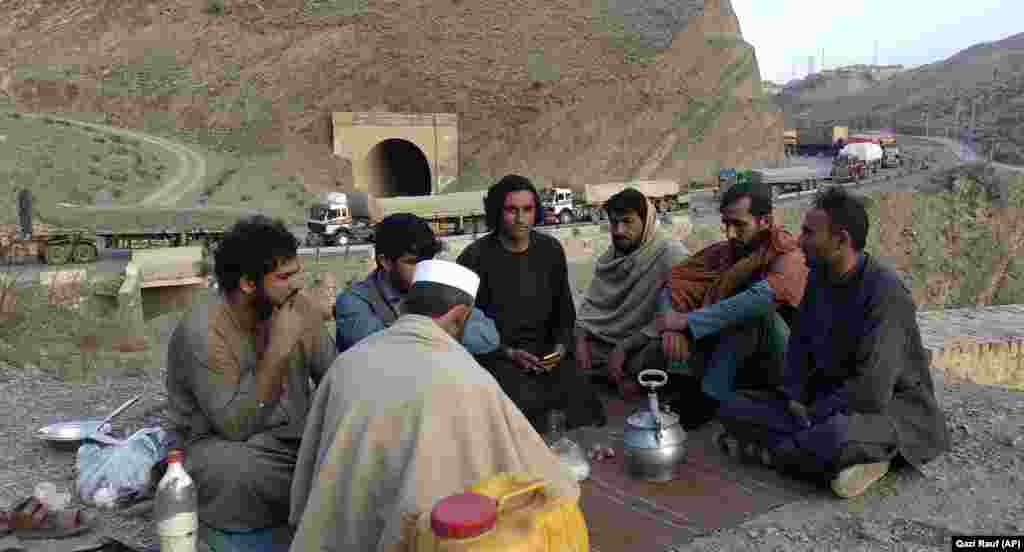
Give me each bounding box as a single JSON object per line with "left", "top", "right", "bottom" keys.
{"left": 205, "top": 0, "right": 226, "bottom": 15}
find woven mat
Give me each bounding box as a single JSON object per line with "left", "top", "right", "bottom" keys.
{"left": 575, "top": 397, "right": 818, "bottom": 552}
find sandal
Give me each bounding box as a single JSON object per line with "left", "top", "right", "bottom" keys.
{"left": 4, "top": 497, "right": 94, "bottom": 540}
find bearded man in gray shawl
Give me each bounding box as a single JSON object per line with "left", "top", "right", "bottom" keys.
{"left": 575, "top": 188, "right": 689, "bottom": 397}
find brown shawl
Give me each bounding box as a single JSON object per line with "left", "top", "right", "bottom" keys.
{"left": 666, "top": 226, "right": 807, "bottom": 312}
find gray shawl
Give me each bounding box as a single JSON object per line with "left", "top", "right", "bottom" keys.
{"left": 577, "top": 201, "right": 689, "bottom": 343}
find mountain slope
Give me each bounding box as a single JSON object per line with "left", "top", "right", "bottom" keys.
{"left": 0, "top": 0, "right": 782, "bottom": 198}
{"left": 777, "top": 32, "right": 1024, "bottom": 165}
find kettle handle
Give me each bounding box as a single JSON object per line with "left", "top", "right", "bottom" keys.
{"left": 495, "top": 480, "right": 547, "bottom": 513}
{"left": 637, "top": 369, "right": 668, "bottom": 389}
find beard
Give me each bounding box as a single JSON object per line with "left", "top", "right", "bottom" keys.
{"left": 729, "top": 239, "right": 757, "bottom": 259}
{"left": 253, "top": 287, "right": 275, "bottom": 321}
{"left": 613, "top": 237, "right": 639, "bottom": 255}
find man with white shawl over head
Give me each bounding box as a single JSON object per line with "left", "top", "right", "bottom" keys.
{"left": 575, "top": 188, "right": 689, "bottom": 397}
{"left": 288, "top": 260, "right": 579, "bottom": 552}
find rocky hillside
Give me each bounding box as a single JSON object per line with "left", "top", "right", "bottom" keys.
{"left": 0, "top": 0, "right": 783, "bottom": 197}
{"left": 777, "top": 33, "right": 1024, "bottom": 165}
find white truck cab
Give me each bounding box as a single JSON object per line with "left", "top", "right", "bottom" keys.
{"left": 541, "top": 187, "right": 578, "bottom": 224}
{"left": 306, "top": 192, "right": 353, "bottom": 246}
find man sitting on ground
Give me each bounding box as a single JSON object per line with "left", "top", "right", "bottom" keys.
{"left": 334, "top": 212, "right": 499, "bottom": 355}
{"left": 289, "top": 260, "right": 580, "bottom": 552}
{"left": 165, "top": 215, "right": 337, "bottom": 530}
{"left": 457, "top": 174, "right": 606, "bottom": 432}
{"left": 652, "top": 181, "right": 808, "bottom": 429}
{"left": 575, "top": 188, "right": 689, "bottom": 397}
{"left": 715, "top": 186, "right": 951, "bottom": 498}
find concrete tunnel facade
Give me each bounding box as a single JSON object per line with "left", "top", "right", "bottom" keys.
{"left": 331, "top": 112, "right": 460, "bottom": 197}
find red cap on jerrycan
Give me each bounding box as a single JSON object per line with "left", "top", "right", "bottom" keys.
{"left": 166, "top": 449, "right": 184, "bottom": 464}
{"left": 430, "top": 492, "right": 498, "bottom": 539}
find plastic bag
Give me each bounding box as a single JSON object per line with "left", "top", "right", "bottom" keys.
{"left": 76, "top": 428, "right": 169, "bottom": 507}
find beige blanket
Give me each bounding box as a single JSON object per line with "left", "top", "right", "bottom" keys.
{"left": 289, "top": 314, "right": 579, "bottom": 552}
{"left": 577, "top": 200, "right": 689, "bottom": 342}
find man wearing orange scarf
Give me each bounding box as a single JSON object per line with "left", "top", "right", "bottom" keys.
{"left": 652, "top": 181, "right": 808, "bottom": 429}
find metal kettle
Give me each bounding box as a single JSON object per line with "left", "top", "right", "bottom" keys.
{"left": 622, "top": 369, "right": 688, "bottom": 482}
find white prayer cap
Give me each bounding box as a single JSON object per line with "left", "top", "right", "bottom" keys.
{"left": 412, "top": 260, "right": 480, "bottom": 299}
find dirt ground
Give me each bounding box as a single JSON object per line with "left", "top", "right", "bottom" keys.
{"left": 1, "top": 309, "right": 1022, "bottom": 552}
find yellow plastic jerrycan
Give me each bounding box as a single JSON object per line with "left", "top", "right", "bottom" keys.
{"left": 411, "top": 472, "right": 589, "bottom": 552}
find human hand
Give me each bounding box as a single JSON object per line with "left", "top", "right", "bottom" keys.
{"left": 538, "top": 344, "right": 565, "bottom": 373}
{"left": 268, "top": 290, "right": 309, "bottom": 355}
{"left": 575, "top": 334, "right": 592, "bottom": 373}
{"left": 606, "top": 346, "right": 627, "bottom": 384}
{"left": 661, "top": 331, "right": 690, "bottom": 361}
{"left": 787, "top": 400, "right": 811, "bottom": 429}
{"left": 656, "top": 311, "right": 689, "bottom": 333}
{"left": 507, "top": 348, "right": 545, "bottom": 373}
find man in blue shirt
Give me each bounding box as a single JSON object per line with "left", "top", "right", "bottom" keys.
{"left": 334, "top": 213, "right": 500, "bottom": 355}
{"left": 715, "top": 186, "right": 950, "bottom": 499}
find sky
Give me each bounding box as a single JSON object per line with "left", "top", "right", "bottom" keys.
{"left": 731, "top": 0, "right": 1024, "bottom": 84}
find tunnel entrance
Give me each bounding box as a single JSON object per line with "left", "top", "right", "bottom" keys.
{"left": 366, "top": 138, "right": 432, "bottom": 197}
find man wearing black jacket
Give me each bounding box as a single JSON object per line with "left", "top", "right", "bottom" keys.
{"left": 457, "top": 174, "right": 606, "bottom": 433}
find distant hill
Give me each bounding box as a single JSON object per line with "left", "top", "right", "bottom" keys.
{"left": 0, "top": 0, "right": 784, "bottom": 201}
{"left": 776, "top": 32, "right": 1024, "bottom": 165}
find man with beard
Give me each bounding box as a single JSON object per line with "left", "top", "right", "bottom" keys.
{"left": 165, "top": 215, "right": 338, "bottom": 530}
{"left": 575, "top": 188, "right": 689, "bottom": 397}
{"left": 714, "top": 186, "right": 950, "bottom": 498}
{"left": 652, "top": 181, "right": 809, "bottom": 429}
{"left": 457, "top": 174, "right": 607, "bottom": 432}
{"left": 334, "top": 212, "right": 499, "bottom": 355}
{"left": 289, "top": 260, "right": 581, "bottom": 552}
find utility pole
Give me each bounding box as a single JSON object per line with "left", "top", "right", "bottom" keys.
{"left": 874, "top": 40, "right": 879, "bottom": 66}
{"left": 971, "top": 99, "right": 978, "bottom": 131}
{"left": 924, "top": 112, "right": 930, "bottom": 138}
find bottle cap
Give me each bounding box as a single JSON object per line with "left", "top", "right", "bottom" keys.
{"left": 430, "top": 492, "right": 497, "bottom": 540}
{"left": 167, "top": 449, "right": 184, "bottom": 464}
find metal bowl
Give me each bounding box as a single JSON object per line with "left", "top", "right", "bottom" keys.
{"left": 37, "top": 419, "right": 112, "bottom": 450}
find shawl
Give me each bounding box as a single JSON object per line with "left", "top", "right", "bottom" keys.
{"left": 666, "top": 226, "right": 806, "bottom": 312}
{"left": 577, "top": 200, "right": 688, "bottom": 341}
{"left": 289, "top": 314, "right": 579, "bottom": 552}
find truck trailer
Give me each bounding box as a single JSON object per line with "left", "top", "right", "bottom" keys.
{"left": 839, "top": 142, "right": 884, "bottom": 174}
{"left": 795, "top": 124, "right": 849, "bottom": 157}
{"left": 541, "top": 180, "right": 689, "bottom": 224}
{"left": 718, "top": 166, "right": 824, "bottom": 199}
{"left": 304, "top": 190, "right": 491, "bottom": 245}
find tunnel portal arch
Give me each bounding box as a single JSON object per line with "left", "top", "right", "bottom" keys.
{"left": 331, "top": 112, "right": 460, "bottom": 197}
{"left": 366, "top": 139, "right": 432, "bottom": 197}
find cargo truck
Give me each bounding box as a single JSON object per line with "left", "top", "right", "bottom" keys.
{"left": 783, "top": 129, "right": 798, "bottom": 156}
{"left": 540, "top": 180, "right": 689, "bottom": 224}
{"left": 839, "top": 142, "right": 884, "bottom": 175}
{"left": 304, "top": 189, "right": 491, "bottom": 245}
{"left": 718, "top": 166, "right": 824, "bottom": 199}
{"left": 795, "top": 124, "right": 849, "bottom": 157}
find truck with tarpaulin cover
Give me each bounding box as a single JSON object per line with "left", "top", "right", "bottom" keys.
{"left": 540, "top": 180, "right": 689, "bottom": 224}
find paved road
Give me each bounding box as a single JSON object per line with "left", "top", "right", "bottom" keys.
{"left": 5, "top": 160, "right": 940, "bottom": 288}
{"left": 17, "top": 112, "right": 208, "bottom": 206}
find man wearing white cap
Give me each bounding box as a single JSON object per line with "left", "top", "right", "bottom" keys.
{"left": 289, "top": 260, "right": 580, "bottom": 552}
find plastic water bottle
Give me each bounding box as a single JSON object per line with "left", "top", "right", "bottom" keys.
{"left": 155, "top": 449, "right": 198, "bottom": 552}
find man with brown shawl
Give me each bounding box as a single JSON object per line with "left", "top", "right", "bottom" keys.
{"left": 652, "top": 181, "right": 809, "bottom": 429}
{"left": 575, "top": 188, "right": 689, "bottom": 397}
{"left": 288, "top": 260, "right": 579, "bottom": 552}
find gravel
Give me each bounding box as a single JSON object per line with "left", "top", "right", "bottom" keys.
{"left": 673, "top": 380, "right": 1024, "bottom": 551}
{"left": 0, "top": 348, "right": 169, "bottom": 550}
